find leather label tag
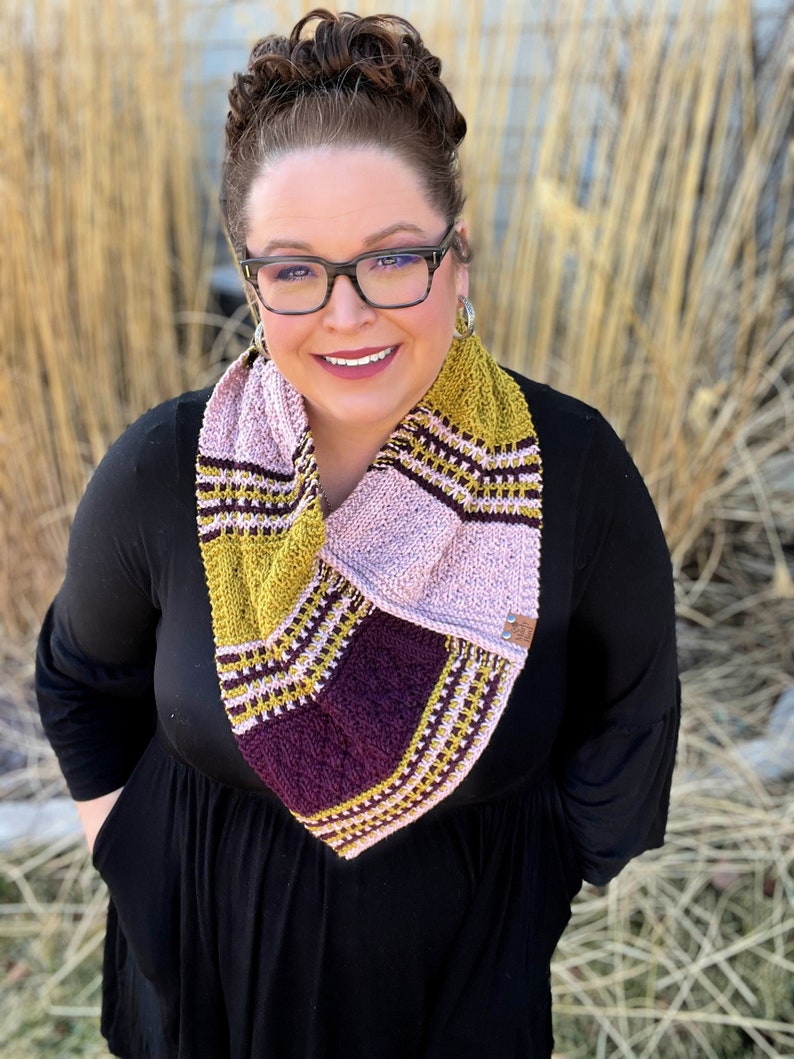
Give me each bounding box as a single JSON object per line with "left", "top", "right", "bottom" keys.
{"left": 501, "top": 613, "right": 537, "bottom": 649}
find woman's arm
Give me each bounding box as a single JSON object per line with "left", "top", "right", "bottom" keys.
{"left": 76, "top": 788, "right": 123, "bottom": 854}
{"left": 36, "top": 401, "right": 184, "bottom": 813}
{"left": 556, "top": 412, "right": 680, "bottom": 885}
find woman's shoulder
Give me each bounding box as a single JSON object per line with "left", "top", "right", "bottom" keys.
{"left": 501, "top": 367, "right": 661, "bottom": 532}
{"left": 76, "top": 386, "right": 214, "bottom": 529}
{"left": 502, "top": 367, "right": 617, "bottom": 473}
{"left": 504, "top": 368, "right": 601, "bottom": 434}
{"left": 121, "top": 385, "right": 214, "bottom": 449}
{"left": 101, "top": 385, "right": 213, "bottom": 477}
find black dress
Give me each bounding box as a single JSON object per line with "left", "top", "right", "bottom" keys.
{"left": 36, "top": 373, "right": 679, "bottom": 1059}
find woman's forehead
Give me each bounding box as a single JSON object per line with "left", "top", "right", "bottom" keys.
{"left": 244, "top": 146, "right": 444, "bottom": 255}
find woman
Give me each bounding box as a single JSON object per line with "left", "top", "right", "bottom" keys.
{"left": 36, "top": 10, "right": 679, "bottom": 1058}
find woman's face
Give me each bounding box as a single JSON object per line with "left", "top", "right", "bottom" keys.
{"left": 244, "top": 146, "right": 468, "bottom": 446}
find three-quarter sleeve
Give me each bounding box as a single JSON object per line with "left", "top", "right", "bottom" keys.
{"left": 557, "top": 412, "right": 680, "bottom": 886}
{"left": 35, "top": 401, "right": 182, "bottom": 800}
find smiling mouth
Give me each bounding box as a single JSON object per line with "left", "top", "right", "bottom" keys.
{"left": 321, "top": 346, "right": 396, "bottom": 367}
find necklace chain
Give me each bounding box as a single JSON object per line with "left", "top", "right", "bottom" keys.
{"left": 318, "top": 479, "right": 334, "bottom": 514}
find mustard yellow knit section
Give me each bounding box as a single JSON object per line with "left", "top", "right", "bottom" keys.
{"left": 201, "top": 501, "right": 326, "bottom": 646}
{"left": 426, "top": 335, "right": 535, "bottom": 448}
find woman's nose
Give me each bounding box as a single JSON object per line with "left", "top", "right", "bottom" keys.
{"left": 321, "top": 274, "right": 374, "bottom": 329}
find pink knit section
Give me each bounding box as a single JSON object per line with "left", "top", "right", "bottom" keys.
{"left": 325, "top": 466, "right": 458, "bottom": 598}
{"left": 200, "top": 357, "right": 304, "bottom": 472}
{"left": 322, "top": 468, "right": 540, "bottom": 657}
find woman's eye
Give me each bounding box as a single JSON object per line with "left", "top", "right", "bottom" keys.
{"left": 259, "top": 261, "right": 320, "bottom": 284}
{"left": 275, "top": 263, "right": 316, "bottom": 282}
{"left": 371, "top": 253, "right": 420, "bottom": 272}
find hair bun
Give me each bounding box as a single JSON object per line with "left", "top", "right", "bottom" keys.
{"left": 226, "top": 9, "right": 465, "bottom": 154}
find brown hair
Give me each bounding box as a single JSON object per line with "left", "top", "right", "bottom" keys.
{"left": 222, "top": 9, "right": 469, "bottom": 261}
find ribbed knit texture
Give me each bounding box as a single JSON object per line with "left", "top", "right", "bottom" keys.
{"left": 196, "top": 335, "right": 542, "bottom": 857}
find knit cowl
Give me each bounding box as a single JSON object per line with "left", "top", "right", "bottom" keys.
{"left": 196, "top": 335, "right": 542, "bottom": 858}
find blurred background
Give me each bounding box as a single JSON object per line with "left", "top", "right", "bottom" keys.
{"left": 1, "top": 1, "right": 792, "bottom": 1055}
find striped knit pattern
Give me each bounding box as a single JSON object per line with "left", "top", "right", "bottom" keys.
{"left": 197, "top": 335, "right": 542, "bottom": 858}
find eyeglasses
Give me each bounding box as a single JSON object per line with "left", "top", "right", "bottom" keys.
{"left": 240, "top": 222, "right": 456, "bottom": 315}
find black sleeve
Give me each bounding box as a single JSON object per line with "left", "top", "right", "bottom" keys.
{"left": 35, "top": 398, "right": 187, "bottom": 800}
{"left": 557, "top": 412, "right": 680, "bottom": 886}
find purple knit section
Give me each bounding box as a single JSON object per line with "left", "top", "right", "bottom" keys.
{"left": 236, "top": 611, "right": 448, "bottom": 815}
{"left": 312, "top": 649, "right": 506, "bottom": 828}
{"left": 237, "top": 708, "right": 381, "bottom": 817}
{"left": 321, "top": 611, "right": 447, "bottom": 759}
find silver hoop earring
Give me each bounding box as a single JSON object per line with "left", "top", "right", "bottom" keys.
{"left": 454, "top": 295, "right": 476, "bottom": 339}
{"left": 246, "top": 321, "right": 270, "bottom": 364}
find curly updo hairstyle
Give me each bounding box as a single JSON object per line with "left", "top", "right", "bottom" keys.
{"left": 222, "top": 8, "right": 469, "bottom": 262}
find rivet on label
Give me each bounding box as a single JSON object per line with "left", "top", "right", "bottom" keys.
{"left": 506, "top": 613, "right": 516, "bottom": 623}
{"left": 502, "top": 630, "right": 512, "bottom": 640}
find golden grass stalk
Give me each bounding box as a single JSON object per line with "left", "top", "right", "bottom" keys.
{"left": 0, "top": 0, "right": 210, "bottom": 640}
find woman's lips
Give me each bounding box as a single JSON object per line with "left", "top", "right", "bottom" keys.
{"left": 316, "top": 345, "right": 398, "bottom": 378}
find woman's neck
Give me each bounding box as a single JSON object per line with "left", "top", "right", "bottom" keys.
{"left": 308, "top": 414, "right": 393, "bottom": 513}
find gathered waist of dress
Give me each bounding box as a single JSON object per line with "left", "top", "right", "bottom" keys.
{"left": 153, "top": 717, "right": 555, "bottom": 822}
{"left": 153, "top": 717, "right": 275, "bottom": 795}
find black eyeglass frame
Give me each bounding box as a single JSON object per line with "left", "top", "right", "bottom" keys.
{"left": 240, "top": 222, "right": 457, "bottom": 315}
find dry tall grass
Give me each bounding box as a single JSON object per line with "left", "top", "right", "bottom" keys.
{"left": 432, "top": 0, "right": 794, "bottom": 582}
{"left": 1, "top": 1, "right": 792, "bottom": 1056}
{"left": 0, "top": 0, "right": 211, "bottom": 639}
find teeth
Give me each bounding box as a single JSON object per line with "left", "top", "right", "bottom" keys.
{"left": 323, "top": 347, "right": 394, "bottom": 367}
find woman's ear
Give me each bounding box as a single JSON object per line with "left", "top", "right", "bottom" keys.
{"left": 245, "top": 287, "right": 262, "bottom": 325}
{"left": 456, "top": 220, "right": 470, "bottom": 298}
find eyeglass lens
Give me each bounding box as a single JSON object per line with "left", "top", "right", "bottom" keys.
{"left": 253, "top": 252, "right": 431, "bottom": 312}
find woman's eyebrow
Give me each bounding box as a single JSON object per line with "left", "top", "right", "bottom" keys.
{"left": 361, "top": 222, "right": 428, "bottom": 248}
{"left": 256, "top": 237, "right": 314, "bottom": 256}
{"left": 255, "top": 223, "right": 429, "bottom": 258}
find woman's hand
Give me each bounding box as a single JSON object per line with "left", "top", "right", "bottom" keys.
{"left": 75, "top": 788, "right": 123, "bottom": 855}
